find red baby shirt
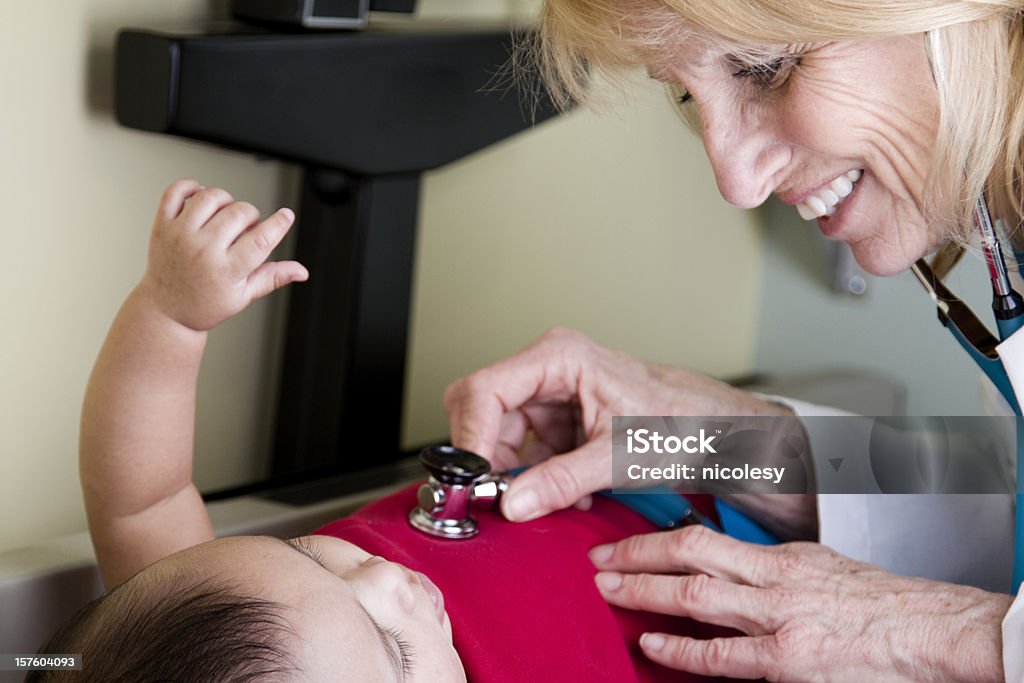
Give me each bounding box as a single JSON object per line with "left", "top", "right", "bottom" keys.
{"left": 316, "top": 487, "right": 737, "bottom": 682}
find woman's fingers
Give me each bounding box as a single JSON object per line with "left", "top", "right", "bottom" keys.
{"left": 589, "top": 525, "right": 780, "bottom": 585}
{"left": 445, "top": 368, "right": 538, "bottom": 462}
{"left": 573, "top": 494, "right": 594, "bottom": 511}
{"left": 500, "top": 438, "right": 612, "bottom": 521}
{"left": 445, "top": 330, "right": 585, "bottom": 461}
{"left": 594, "top": 571, "right": 782, "bottom": 634}
{"left": 589, "top": 523, "right": 1012, "bottom": 681}
{"left": 639, "top": 633, "right": 776, "bottom": 680}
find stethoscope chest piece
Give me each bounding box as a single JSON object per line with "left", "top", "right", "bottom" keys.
{"left": 408, "top": 445, "right": 507, "bottom": 539}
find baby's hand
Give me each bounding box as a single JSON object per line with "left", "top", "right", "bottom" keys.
{"left": 137, "top": 179, "right": 309, "bottom": 331}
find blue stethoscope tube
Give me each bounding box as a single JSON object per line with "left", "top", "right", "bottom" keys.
{"left": 975, "top": 199, "right": 1024, "bottom": 595}
{"left": 918, "top": 198, "right": 1024, "bottom": 593}
{"left": 922, "top": 31, "right": 1024, "bottom": 592}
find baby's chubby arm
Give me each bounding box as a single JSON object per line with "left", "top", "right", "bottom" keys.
{"left": 80, "top": 180, "right": 308, "bottom": 588}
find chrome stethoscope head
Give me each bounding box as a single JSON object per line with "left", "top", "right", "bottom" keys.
{"left": 408, "top": 445, "right": 508, "bottom": 539}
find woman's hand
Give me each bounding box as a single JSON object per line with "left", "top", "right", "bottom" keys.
{"left": 590, "top": 525, "right": 1011, "bottom": 682}
{"left": 444, "top": 327, "right": 792, "bottom": 522}
{"left": 136, "top": 179, "right": 308, "bottom": 332}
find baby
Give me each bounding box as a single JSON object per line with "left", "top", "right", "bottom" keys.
{"left": 30, "top": 181, "right": 729, "bottom": 682}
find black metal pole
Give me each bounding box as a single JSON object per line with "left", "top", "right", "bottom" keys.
{"left": 273, "top": 167, "right": 421, "bottom": 475}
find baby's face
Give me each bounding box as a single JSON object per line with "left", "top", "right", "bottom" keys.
{"left": 153, "top": 535, "right": 465, "bottom": 681}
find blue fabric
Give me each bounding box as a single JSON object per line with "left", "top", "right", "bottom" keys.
{"left": 714, "top": 498, "right": 781, "bottom": 545}
{"left": 513, "top": 465, "right": 780, "bottom": 544}
{"left": 599, "top": 488, "right": 781, "bottom": 545}
{"left": 598, "top": 487, "right": 699, "bottom": 530}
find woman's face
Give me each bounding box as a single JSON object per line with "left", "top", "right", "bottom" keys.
{"left": 663, "top": 33, "right": 941, "bottom": 275}
{"left": 154, "top": 535, "right": 465, "bottom": 681}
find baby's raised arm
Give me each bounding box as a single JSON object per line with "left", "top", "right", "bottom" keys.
{"left": 80, "top": 180, "right": 307, "bottom": 588}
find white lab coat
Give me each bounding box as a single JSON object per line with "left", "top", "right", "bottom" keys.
{"left": 774, "top": 394, "right": 1019, "bottom": 680}
{"left": 997, "top": 330, "right": 1024, "bottom": 682}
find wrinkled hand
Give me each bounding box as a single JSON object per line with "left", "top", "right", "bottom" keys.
{"left": 136, "top": 179, "right": 308, "bottom": 332}
{"left": 444, "top": 327, "right": 791, "bottom": 522}
{"left": 590, "top": 525, "right": 1010, "bottom": 682}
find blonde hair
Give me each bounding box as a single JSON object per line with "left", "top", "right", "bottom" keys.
{"left": 534, "top": 0, "right": 1024, "bottom": 244}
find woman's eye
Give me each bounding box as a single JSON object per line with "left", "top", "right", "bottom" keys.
{"left": 730, "top": 54, "right": 800, "bottom": 90}
{"left": 665, "top": 82, "right": 700, "bottom": 130}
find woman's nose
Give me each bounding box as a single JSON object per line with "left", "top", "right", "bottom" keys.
{"left": 699, "top": 102, "right": 790, "bottom": 208}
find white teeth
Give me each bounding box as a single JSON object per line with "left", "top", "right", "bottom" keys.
{"left": 794, "top": 170, "right": 863, "bottom": 221}
{"left": 831, "top": 176, "right": 853, "bottom": 197}
{"left": 805, "top": 195, "right": 828, "bottom": 217}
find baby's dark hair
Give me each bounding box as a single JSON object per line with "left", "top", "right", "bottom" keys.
{"left": 27, "top": 573, "right": 297, "bottom": 682}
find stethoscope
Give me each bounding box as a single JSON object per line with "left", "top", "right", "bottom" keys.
{"left": 916, "top": 32, "right": 1024, "bottom": 592}
{"left": 408, "top": 445, "right": 728, "bottom": 539}
{"left": 912, "top": 196, "right": 1024, "bottom": 593}
{"left": 407, "top": 445, "right": 509, "bottom": 539}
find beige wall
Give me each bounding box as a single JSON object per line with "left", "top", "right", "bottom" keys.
{"left": 0, "top": 0, "right": 763, "bottom": 552}
{"left": 407, "top": 94, "right": 765, "bottom": 442}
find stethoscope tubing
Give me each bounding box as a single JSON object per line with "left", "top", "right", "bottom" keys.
{"left": 918, "top": 198, "right": 1024, "bottom": 593}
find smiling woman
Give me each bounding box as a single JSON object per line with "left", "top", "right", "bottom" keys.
{"left": 440, "top": 0, "right": 1024, "bottom": 681}
{"left": 657, "top": 35, "right": 942, "bottom": 276}
{"left": 534, "top": 0, "right": 1024, "bottom": 270}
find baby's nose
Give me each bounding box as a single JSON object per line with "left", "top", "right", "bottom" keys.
{"left": 358, "top": 557, "right": 421, "bottom": 607}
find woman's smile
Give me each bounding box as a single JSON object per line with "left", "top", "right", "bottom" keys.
{"left": 668, "top": 35, "right": 943, "bottom": 275}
